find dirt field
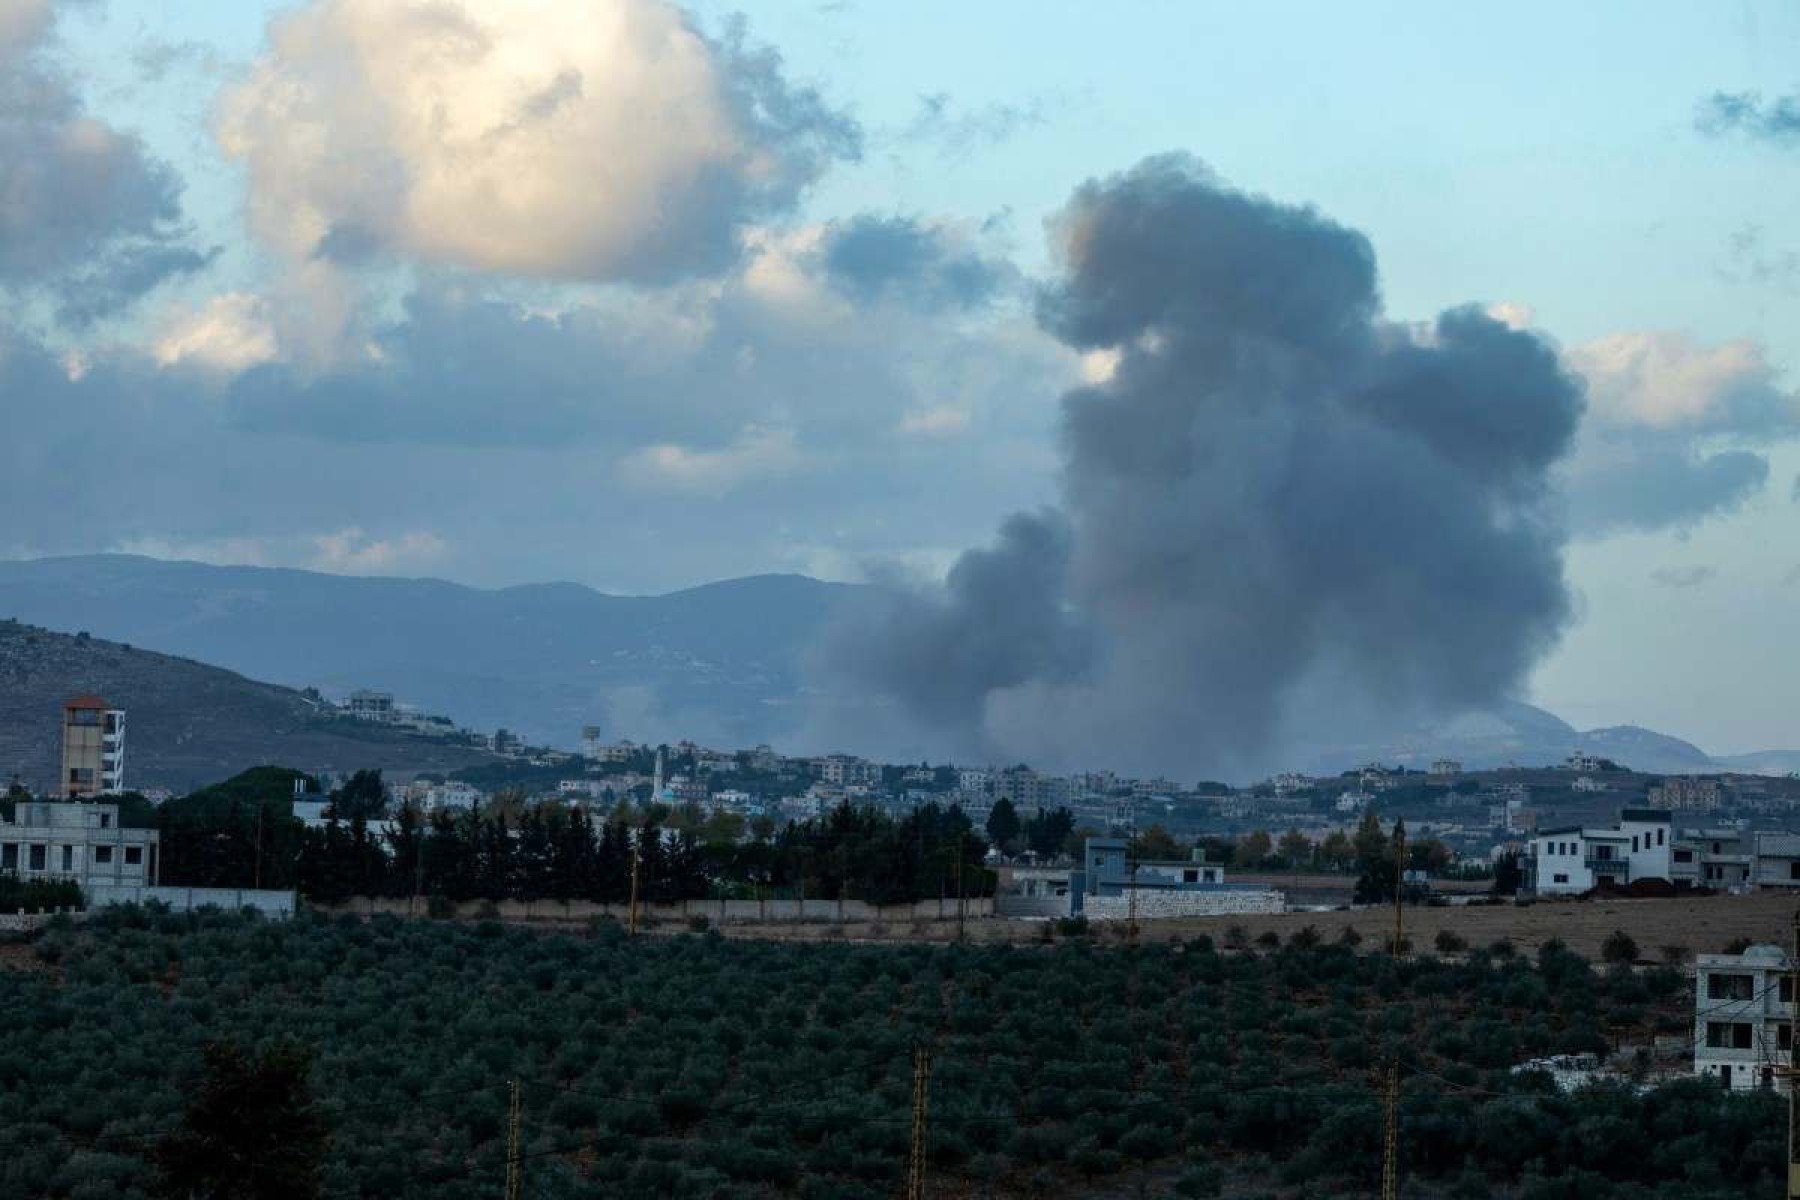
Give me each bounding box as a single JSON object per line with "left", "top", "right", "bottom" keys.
{"left": 705, "top": 890, "right": 1800, "bottom": 962}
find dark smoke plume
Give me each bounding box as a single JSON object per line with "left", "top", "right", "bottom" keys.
{"left": 825, "top": 155, "right": 1584, "bottom": 779}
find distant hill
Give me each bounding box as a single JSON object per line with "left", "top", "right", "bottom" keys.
{"left": 0, "top": 555, "right": 864, "bottom": 751}
{"left": 0, "top": 554, "right": 1791, "bottom": 777}
{"left": 0, "top": 620, "right": 498, "bottom": 793}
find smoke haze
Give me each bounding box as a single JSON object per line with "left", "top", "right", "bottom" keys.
{"left": 823, "top": 155, "right": 1586, "bottom": 780}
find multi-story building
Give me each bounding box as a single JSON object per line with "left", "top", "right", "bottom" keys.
{"left": 1752, "top": 833, "right": 1800, "bottom": 891}
{"left": 1650, "top": 777, "right": 1722, "bottom": 812}
{"left": 1526, "top": 808, "right": 1672, "bottom": 895}
{"left": 0, "top": 800, "right": 158, "bottom": 889}
{"left": 346, "top": 690, "right": 395, "bottom": 722}
{"left": 1671, "top": 827, "right": 1752, "bottom": 890}
{"left": 1694, "top": 945, "right": 1794, "bottom": 1092}
{"left": 61, "top": 696, "right": 125, "bottom": 797}
{"left": 580, "top": 725, "right": 604, "bottom": 759}
{"left": 1429, "top": 759, "right": 1463, "bottom": 777}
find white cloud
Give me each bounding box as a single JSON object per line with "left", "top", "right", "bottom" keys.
{"left": 154, "top": 293, "right": 280, "bottom": 373}
{"left": 216, "top": 0, "right": 857, "bottom": 285}
{"left": 619, "top": 426, "right": 802, "bottom": 495}
{"left": 897, "top": 406, "right": 969, "bottom": 437}
{"left": 309, "top": 527, "right": 448, "bottom": 573}
{"left": 1562, "top": 329, "right": 1800, "bottom": 535}
{"left": 1483, "top": 301, "right": 1536, "bottom": 331}
{"left": 1568, "top": 331, "right": 1800, "bottom": 435}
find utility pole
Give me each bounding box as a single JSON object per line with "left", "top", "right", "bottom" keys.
{"left": 1381, "top": 821, "right": 1407, "bottom": 1200}
{"left": 955, "top": 830, "right": 967, "bottom": 943}
{"left": 504, "top": 1078, "right": 523, "bottom": 1200}
{"left": 907, "top": 1043, "right": 932, "bottom": 1200}
{"left": 1788, "top": 906, "right": 1800, "bottom": 1200}
{"left": 411, "top": 821, "right": 425, "bottom": 919}
{"left": 628, "top": 833, "right": 642, "bottom": 937}
{"left": 253, "top": 801, "right": 264, "bottom": 890}
{"left": 1127, "top": 859, "right": 1140, "bottom": 944}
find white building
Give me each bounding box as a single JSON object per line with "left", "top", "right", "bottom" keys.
{"left": 1527, "top": 808, "right": 1672, "bottom": 895}
{"left": 580, "top": 725, "right": 604, "bottom": 759}
{"left": 1571, "top": 775, "right": 1606, "bottom": 794}
{"left": 1429, "top": 759, "right": 1463, "bottom": 777}
{"left": 346, "top": 690, "right": 396, "bottom": 722}
{"left": 1694, "top": 945, "right": 1794, "bottom": 1092}
{"left": 0, "top": 801, "right": 158, "bottom": 890}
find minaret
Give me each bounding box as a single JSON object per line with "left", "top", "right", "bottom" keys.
{"left": 653, "top": 748, "right": 665, "bottom": 800}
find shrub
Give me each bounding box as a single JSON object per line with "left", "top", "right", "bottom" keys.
{"left": 1288, "top": 925, "right": 1321, "bottom": 949}
{"left": 1601, "top": 930, "right": 1639, "bottom": 965}
{"left": 1488, "top": 938, "right": 1516, "bottom": 959}
{"left": 425, "top": 894, "right": 456, "bottom": 920}
{"left": 1336, "top": 925, "right": 1363, "bottom": 947}
{"left": 686, "top": 914, "right": 711, "bottom": 934}
{"left": 1659, "top": 943, "right": 1690, "bottom": 965}
{"left": 1054, "top": 916, "right": 1091, "bottom": 938}
{"left": 1254, "top": 930, "right": 1281, "bottom": 949}
{"left": 474, "top": 899, "right": 501, "bottom": 920}
{"left": 1435, "top": 929, "right": 1468, "bottom": 955}
{"left": 1224, "top": 925, "right": 1250, "bottom": 950}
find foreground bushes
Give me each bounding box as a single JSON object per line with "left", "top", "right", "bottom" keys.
{"left": 0, "top": 910, "right": 1771, "bottom": 1199}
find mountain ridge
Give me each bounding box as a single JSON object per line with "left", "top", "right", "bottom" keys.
{"left": 0, "top": 554, "right": 1790, "bottom": 777}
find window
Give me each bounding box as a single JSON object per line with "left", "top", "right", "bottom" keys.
{"left": 1658, "top": 828, "right": 1665, "bottom": 846}
{"left": 60, "top": 845, "right": 72, "bottom": 871}
{"left": 1183, "top": 868, "right": 1198, "bottom": 883}
{"left": 1552, "top": 873, "right": 1569, "bottom": 884}
{"left": 1706, "top": 1021, "right": 1754, "bottom": 1049}
{"left": 28, "top": 844, "right": 45, "bottom": 871}
{"left": 1713, "top": 842, "right": 1723, "bottom": 855}
{"left": 1782, "top": 978, "right": 1794, "bottom": 1004}
{"left": 1632, "top": 836, "right": 1639, "bottom": 852}
{"left": 125, "top": 846, "right": 143, "bottom": 866}
{"left": 94, "top": 846, "right": 113, "bottom": 865}
{"left": 98, "top": 812, "right": 111, "bottom": 829}
{"left": 1675, "top": 849, "right": 1694, "bottom": 863}
{"left": 1708, "top": 973, "right": 1755, "bottom": 1001}
{"left": 1, "top": 844, "right": 14, "bottom": 870}
{"left": 1790, "top": 861, "right": 1800, "bottom": 881}
{"left": 1780, "top": 1023, "right": 1793, "bottom": 1051}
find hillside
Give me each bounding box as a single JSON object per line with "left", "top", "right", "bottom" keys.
{"left": 0, "top": 555, "right": 862, "bottom": 750}
{"left": 0, "top": 620, "right": 497, "bottom": 793}
{"left": 0, "top": 555, "right": 1790, "bottom": 776}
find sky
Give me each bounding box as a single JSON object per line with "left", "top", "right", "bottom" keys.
{"left": 1, "top": 0, "right": 1797, "bottom": 756}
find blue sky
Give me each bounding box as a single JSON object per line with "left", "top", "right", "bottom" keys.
{"left": 6, "top": 0, "right": 1799, "bottom": 756}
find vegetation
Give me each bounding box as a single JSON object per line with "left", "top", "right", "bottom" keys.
{"left": 0, "top": 911, "right": 1774, "bottom": 1199}
{"left": 0, "top": 874, "right": 83, "bottom": 913}
{"left": 151, "top": 1040, "right": 331, "bottom": 1200}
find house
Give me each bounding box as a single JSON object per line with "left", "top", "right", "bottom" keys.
{"left": 0, "top": 800, "right": 158, "bottom": 891}
{"left": 1751, "top": 833, "right": 1800, "bottom": 891}
{"left": 1693, "top": 945, "right": 1794, "bottom": 1092}
{"left": 346, "top": 690, "right": 395, "bottom": 722}
{"left": 1671, "top": 828, "right": 1752, "bottom": 891}
{"left": 61, "top": 696, "right": 126, "bottom": 797}
{"left": 1526, "top": 809, "right": 1672, "bottom": 895}
{"left": 1429, "top": 759, "right": 1463, "bottom": 777}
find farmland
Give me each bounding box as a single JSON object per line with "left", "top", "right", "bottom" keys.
{"left": 0, "top": 907, "right": 1782, "bottom": 1199}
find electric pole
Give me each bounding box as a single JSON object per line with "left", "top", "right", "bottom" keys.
{"left": 1128, "top": 859, "right": 1140, "bottom": 944}
{"left": 628, "top": 833, "right": 642, "bottom": 937}
{"left": 1381, "top": 821, "right": 1407, "bottom": 1200}
{"left": 253, "top": 800, "right": 264, "bottom": 890}
{"left": 504, "top": 1078, "right": 523, "bottom": 1200}
{"left": 955, "top": 830, "right": 966, "bottom": 943}
{"left": 907, "top": 1043, "right": 932, "bottom": 1200}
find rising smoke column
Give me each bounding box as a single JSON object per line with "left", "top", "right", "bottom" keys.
{"left": 829, "top": 155, "right": 1585, "bottom": 778}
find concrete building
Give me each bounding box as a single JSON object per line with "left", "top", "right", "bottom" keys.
{"left": 1064, "top": 837, "right": 1283, "bottom": 919}
{"left": 1752, "top": 833, "right": 1800, "bottom": 891}
{"left": 1693, "top": 945, "right": 1794, "bottom": 1092}
{"left": 1671, "top": 828, "right": 1752, "bottom": 890}
{"left": 580, "top": 725, "right": 604, "bottom": 759}
{"left": 1, "top": 800, "right": 158, "bottom": 889}
{"left": 346, "top": 690, "right": 396, "bottom": 722}
{"left": 1526, "top": 808, "right": 1672, "bottom": 895}
{"left": 1429, "top": 759, "right": 1463, "bottom": 777}
{"left": 1650, "top": 777, "right": 1722, "bottom": 812}
{"left": 60, "top": 696, "right": 125, "bottom": 797}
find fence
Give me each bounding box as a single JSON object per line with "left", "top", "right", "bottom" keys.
{"left": 322, "top": 895, "right": 995, "bottom": 925}
{"left": 85, "top": 884, "right": 299, "bottom": 918}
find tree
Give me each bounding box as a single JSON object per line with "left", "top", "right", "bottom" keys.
{"left": 1491, "top": 851, "right": 1523, "bottom": 897}
{"left": 330, "top": 769, "right": 386, "bottom": 821}
{"left": 1276, "top": 828, "right": 1312, "bottom": 869}
{"left": 1601, "top": 930, "right": 1640, "bottom": 965}
{"left": 985, "top": 797, "right": 1022, "bottom": 855}
{"left": 1131, "top": 824, "right": 1184, "bottom": 862}
{"left": 154, "top": 1040, "right": 331, "bottom": 1200}
{"left": 1317, "top": 830, "right": 1354, "bottom": 872}
{"left": 1353, "top": 815, "right": 1400, "bottom": 904}
{"left": 1233, "top": 830, "right": 1273, "bottom": 869}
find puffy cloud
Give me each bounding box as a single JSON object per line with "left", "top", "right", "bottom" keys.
{"left": 217, "top": 0, "right": 860, "bottom": 285}
{"left": 309, "top": 527, "right": 448, "bottom": 573}
{"left": 818, "top": 214, "right": 1014, "bottom": 310}
{"left": 1697, "top": 90, "right": 1800, "bottom": 145}
{"left": 821, "top": 156, "right": 1583, "bottom": 778}
{"left": 154, "top": 293, "right": 281, "bottom": 373}
{"left": 0, "top": 2, "right": 205, "bottom": 320}
{"left": 1563, "top": 331, "right": 1800, "bottom": 534}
